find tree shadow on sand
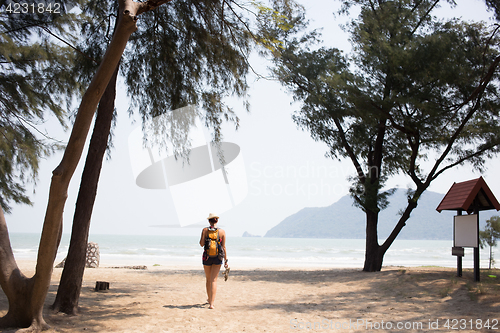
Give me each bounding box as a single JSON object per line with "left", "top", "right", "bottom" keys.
{"left": 230, "top": 267, "right": 500, "bottom": 326}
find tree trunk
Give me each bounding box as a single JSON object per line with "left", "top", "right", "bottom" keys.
{"left": 363, "top": 209, "right": 384, "bottom": 272}
{"left": 490, "top": 245, "right": 493, "bottom": 270}
{"left": 0, "top": 2, "right": 138, "bottom": 330}
{"left": 51, "top": 66, "right": 118, "bottom": 315}
{"left": 363, "top": 190, "right": 422, "bottom": 272}
{"left": 0, "top": 205, "right": 48, "bottom": 331}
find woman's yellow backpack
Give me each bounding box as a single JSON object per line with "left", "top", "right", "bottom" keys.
{"left": 205, "top": 227, "right": 221, "bottom": 257}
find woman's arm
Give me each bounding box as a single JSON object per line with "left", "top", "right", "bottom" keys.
{"left": 199, "top": 228, "right": 206, "bottom": 247}
{"left": 220, "top": 229, "right": 228, "bottom": 266}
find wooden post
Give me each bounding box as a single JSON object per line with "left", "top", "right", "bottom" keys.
{"left": 457, "top": 210, "right": 463, "bottom": 277}
{"left": 474, "top": 208, "right": 480, "bottom": 282}
{"left": 457, "top": 255, "right": 462, "bottom": 277}
{"left": 452, "top": 247, "right": 464, "bottom": 276}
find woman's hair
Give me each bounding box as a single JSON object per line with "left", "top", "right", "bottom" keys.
{"left": 209, "top": 217, "right": 218, "bottom": 223}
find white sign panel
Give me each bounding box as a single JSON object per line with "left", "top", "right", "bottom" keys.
{"left": 453, "top": 214, "right": 478, "bottom": 248}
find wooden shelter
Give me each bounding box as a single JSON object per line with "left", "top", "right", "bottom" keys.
{"left": 436, "top": 177, "right": 500, "bottom": 281}
{"left": 437, "top": 176, "right": 500, "bottom": 213}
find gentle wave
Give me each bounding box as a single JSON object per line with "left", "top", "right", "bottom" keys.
{"left": 7, "top": 233, "right": 499, "bottom": 269}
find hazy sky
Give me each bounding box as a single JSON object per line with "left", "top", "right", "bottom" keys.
{"left": 6, "top": 0, "right": 500, "bottom": 239}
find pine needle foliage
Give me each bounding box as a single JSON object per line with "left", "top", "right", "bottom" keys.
{"left": 67, "top": 0, "right": 253, "bottom": 164}
{"left": 124, "top": 0, "right": 252, "bottom": 145}
{"left": 0, "top": 0, "right": 82, "bottom": 212}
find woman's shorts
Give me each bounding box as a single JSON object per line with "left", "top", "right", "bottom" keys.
{"left": 203, "top": 256, "right": 222, "bottom": 266}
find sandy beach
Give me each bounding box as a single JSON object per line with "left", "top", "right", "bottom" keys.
{"left": 1, "top": 261, "right": 499, "bottom": 332}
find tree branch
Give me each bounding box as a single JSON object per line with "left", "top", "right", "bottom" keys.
{"left": 136, "top": 0, "right": 173, "bottom": 16}
{"left": 333, "top": 117, "right": 366, "bottom": 182}
{"left": 432, "top": 141, "right": 500, "bottom": 181}
{"left": 410, "top": 0, "right": 440, "bottom": 36}
{"left": 426, "top": 55, "right": 500, "bottom": 184}
{"left": 380, "top": 192, "right": 419, "bottom": 253}
{"left": 40, "top": 27, "right": 98, "bottom": 65}
{"left": 406, "top": 132, "right": 423, "bottom": 188}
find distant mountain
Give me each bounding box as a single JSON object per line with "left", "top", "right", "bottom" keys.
{"left": 264, "top": 188, "right": 497, "bottom": 240}
{"left": 242, "top": 231, "right": 261, "bottom": 237}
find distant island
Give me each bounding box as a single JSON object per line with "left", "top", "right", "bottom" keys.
{"left": 242, "top": 231, "right": 261, "bottom": 237}
{"left": 264, "top": 188, "right": 496, "bottom": 240}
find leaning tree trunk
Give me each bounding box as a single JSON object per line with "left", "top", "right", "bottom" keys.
{"left": 51, "top": 65, "right": 118, "bottom": 315}
{"left": 0, "top": 2, "right": 139, "bottom": 331}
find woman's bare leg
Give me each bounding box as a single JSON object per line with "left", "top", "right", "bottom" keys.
{"left": 203, "top": 265, "right": 212, "bottom": 304}
{"left": 204, "top": 264, "right": 222, "bottom": 309}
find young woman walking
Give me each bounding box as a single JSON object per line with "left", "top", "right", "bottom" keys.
{"left": 199, "top": 213, "right": 228, "bottom": 309}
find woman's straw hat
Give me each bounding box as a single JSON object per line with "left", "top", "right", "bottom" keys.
{"left": 207, "top": 213, "right": 219, "bottom": 220}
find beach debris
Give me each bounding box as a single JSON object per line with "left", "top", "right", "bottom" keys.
{"left": 222, "top": 266, "right": 230, "bottom": 281}
{"left": 86, "top": 242, "right": 100, "bottom": 268}
{"left": 55, "top": 241, "right": 100, "bottom": 268}
{"left": 110, "top": 265, "right": 148, "bottom": 270}
{"left": 95, "top": 281, "right": 109, "bottom": 291}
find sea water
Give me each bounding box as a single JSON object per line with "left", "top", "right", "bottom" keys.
{"left": 7, "top": 233, "right": 500, "bottom": 269}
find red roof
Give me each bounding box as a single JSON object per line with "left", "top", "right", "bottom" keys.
{"left": 436, "top": 177, "right": 500, "bottom": 212}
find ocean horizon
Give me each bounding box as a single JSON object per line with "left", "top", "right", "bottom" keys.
{"left": 7, "top": 232, "right": 499, "bottom": 270}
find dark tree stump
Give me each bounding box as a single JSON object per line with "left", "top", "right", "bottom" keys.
{"left": 95, "top": 281, "right": 109, "bottom": 291}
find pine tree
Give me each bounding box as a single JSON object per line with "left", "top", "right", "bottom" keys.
{"left": 52, "top": 0, "right": 254, "bottom": 315}
{"left": 480, "top": 216, "right": 500, "bottom": 269}
{"left": 0, "top": 1, "right": 172, "bottom": 330}
{"left": 260, "top": 0, "right": 500, "bottom": 271}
